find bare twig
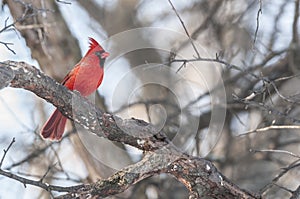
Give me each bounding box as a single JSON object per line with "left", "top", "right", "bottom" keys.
{"left": 0, "top": 1, "right": 54, "bottom": 55}
{"left": 171, "top": 57, "right": 260, "bottom": 79}
{"left": 167, "top": 0, "right": 201, "bottom": 59}
{"left": 233, "top": 93, "right": 300, "bottom": 123}
{"left": 0, "top": 138, "right": 81, "bottom": 193}
{"left": 272, "top": 183, "right": 293, "bottom": 194}
{"left": 40, "top": 166, "right": 53, "bottom": 183}
{"left": 16, "top": 170, "right": 82, "bottom": 183}
{"left": 274, "top": 73, "right": 300, "bottom": 82}
{"left": 48, "top": 144, "right": 73, "bottom": 181}
{"left": 0, "top": 138, "right": 15, "bottom": 168}
{"left": 0, "top": 131, "right": 80, "bottom": 193}
{"left": 5, "top": 130, "right": 75, "bottom": 170}
{"left": 260, "top": 160, "right": 300, "bottom": 194}
{"left": 0, "top": 17, "right": 15, "bottom": 34}
{"left": 168, "top": 49, "right": 286, "bottom": 123}
{"left": 15, "top": 23, "right": 54, "bottom": 30}
{"left": 175, "top": 60, "right": 187, "bottom": 73}
{"left": 0, "top": 41, "right": 16, "bottom": 54}
{"left": 56, "top": 0, "right": 72, "bottom": 5}
{"left": 292, "top": 0, "right": 300, "bottom": 44}
{"left": 0, "top": 168, "right": 83, "bottom": 192}
{"left": 254, "top": 0, "right": 263, "bottom": 44}
{"left": 270, "top": 81, "right": 300, "bottom": 104}
{"left": 239, "top": 125, "right": 300, "bottom": 136}
{"left": 171, "top": 0, "right": 223, "bottom": 56}
{"left": 0, "top": 138, "right": 78, "bottom": 192}
{"left": 291, "top": 185, "right": 300, "bottom": 199}
{"left": 250, "top": 148, "right": 300, "bottom": 159}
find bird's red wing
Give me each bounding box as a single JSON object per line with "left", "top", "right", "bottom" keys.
{"left": 61, "top": 66, "right": 80, "bottom": 90}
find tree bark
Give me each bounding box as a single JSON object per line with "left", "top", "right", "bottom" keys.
{"left": 0, "top": 60, "right": 260, "bottom": 199}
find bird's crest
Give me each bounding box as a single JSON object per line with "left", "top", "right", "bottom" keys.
{"left": 87, "top": 37, "right": 104, "bottom": 54}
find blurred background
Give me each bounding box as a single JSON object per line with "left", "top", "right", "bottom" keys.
{"left": 0, "top": 0, "right": 299, "bottom": 198}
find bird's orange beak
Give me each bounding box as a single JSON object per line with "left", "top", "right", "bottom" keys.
{"left": 101, "top": 52, "right": 110, "bottom": 59}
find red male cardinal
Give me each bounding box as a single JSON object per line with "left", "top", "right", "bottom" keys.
{"left": 41, "top": 37, "right": 109, "bottom": 140}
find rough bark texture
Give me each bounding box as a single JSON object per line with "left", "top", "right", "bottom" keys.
{"left": 0, "top": 60, "right": 260, "bottom": 198}
{"left": 5, "top": 0, "right": 126, "bottom": 182}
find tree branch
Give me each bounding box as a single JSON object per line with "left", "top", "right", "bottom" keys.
{"left": 167, "top": 0, "right": 201, "bottom": 58}
{"left": 254, "top": 0, "right": 262, "bottom": 44}
{"left": 0, "top": 138, "right": 83, "bottom": 193}
{"left": 0, "top": 61, "right": 169, "bottom": 151}
{"left": 0, "top": 168, "right": 82, "bottom": 193}
{"left": 0, "top": 138, "right": 15, "bottom": 168}
{"left": 57, "top": 151, "right": 259, "bottom": 199}
{"left": 0, "top": 60, "right": 260, "bottom": 198}
{"left": 291, "top": 185, "right": 300, "bottom": 199}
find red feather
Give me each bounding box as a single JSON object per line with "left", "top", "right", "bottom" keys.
{"left": 40, "top": 37, "right": 109, "bottom": 141}
{"left": 87, "top": 37, "right": 104, "bottom": 54}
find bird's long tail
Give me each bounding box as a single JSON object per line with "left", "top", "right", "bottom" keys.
{"left": 40, "top": 108, "right": 67, "bottom": 140}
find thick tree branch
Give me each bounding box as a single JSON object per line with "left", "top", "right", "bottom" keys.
{"left": 0, "top": 60, "right": 169, "bottom": 151}
{"left": 57, "top": 150, "right": 259, "bottom": 199}
{"left": 0, "top": 60, "right": 260, "bottom": 198}
{"left": 56, "top": 151, "right": 176, "bottom": 198}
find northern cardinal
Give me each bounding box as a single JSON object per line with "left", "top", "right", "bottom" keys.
{"left": 41, "top": 37, "right": 109, "bottom": 140}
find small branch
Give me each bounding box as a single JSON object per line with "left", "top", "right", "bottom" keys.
{"left": 260, "top": 161, "right": 300, "bottom": 194}
{"left": 250, "top": 148, "right": 300, "bottom": 159}
{"left": 15, "top": 170, "right": 82, "bottom": 184}
{"left": 0, "top": 17, "right": 15, "bottom": 34}
{"left": 176, "top": 60, "right": 187, "bottom": 73}
{"left": 167, "top": 0, "right": 201, "bottom": 58}
{"left": 270, "top": 81, "right": 300, "bottom": 104}
{"left": 0, "top": 138, "right": 15, "bottom": 168}
{"left": 254, "top": 0, "right": 263, "bottom": 44}
{"left": 273, "top": 183, "right": 294, "bottom": 194}
{"left": 233, "top": 93, "right": 300, "bottom": 123}
{"left": 15, "top": 23, "right": 54, "bottom": 30}
{"left": 5, "top": 130, "right": 75, "bottom": 170}
{"left": 0, "top": 168, "right": 83, "bottom": 192}
{"left": 56, "top": 0, "right": 72, "bottom": 5}
{"left": 0, "top": 138, "right": 82, "bottom": 193}
{"left": 0, "top": 41, "right": 16, "bottom": 54}
{"left": 171, "top": 57, "right": 260, "bottom": 79}
{"left": 290, "top": 185, "right": 300, "bottom": 199}
{"left": 292, "top": 0, "right": 300, "bottom": 44}
{"left": 274, "top": 73, "right": 300, "bottom": 82}
{"left": 239, "top": 125, "right": 300, "bottom": 136}
{"left": 40, "top": 166, "right": 53, "bottom": 183}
